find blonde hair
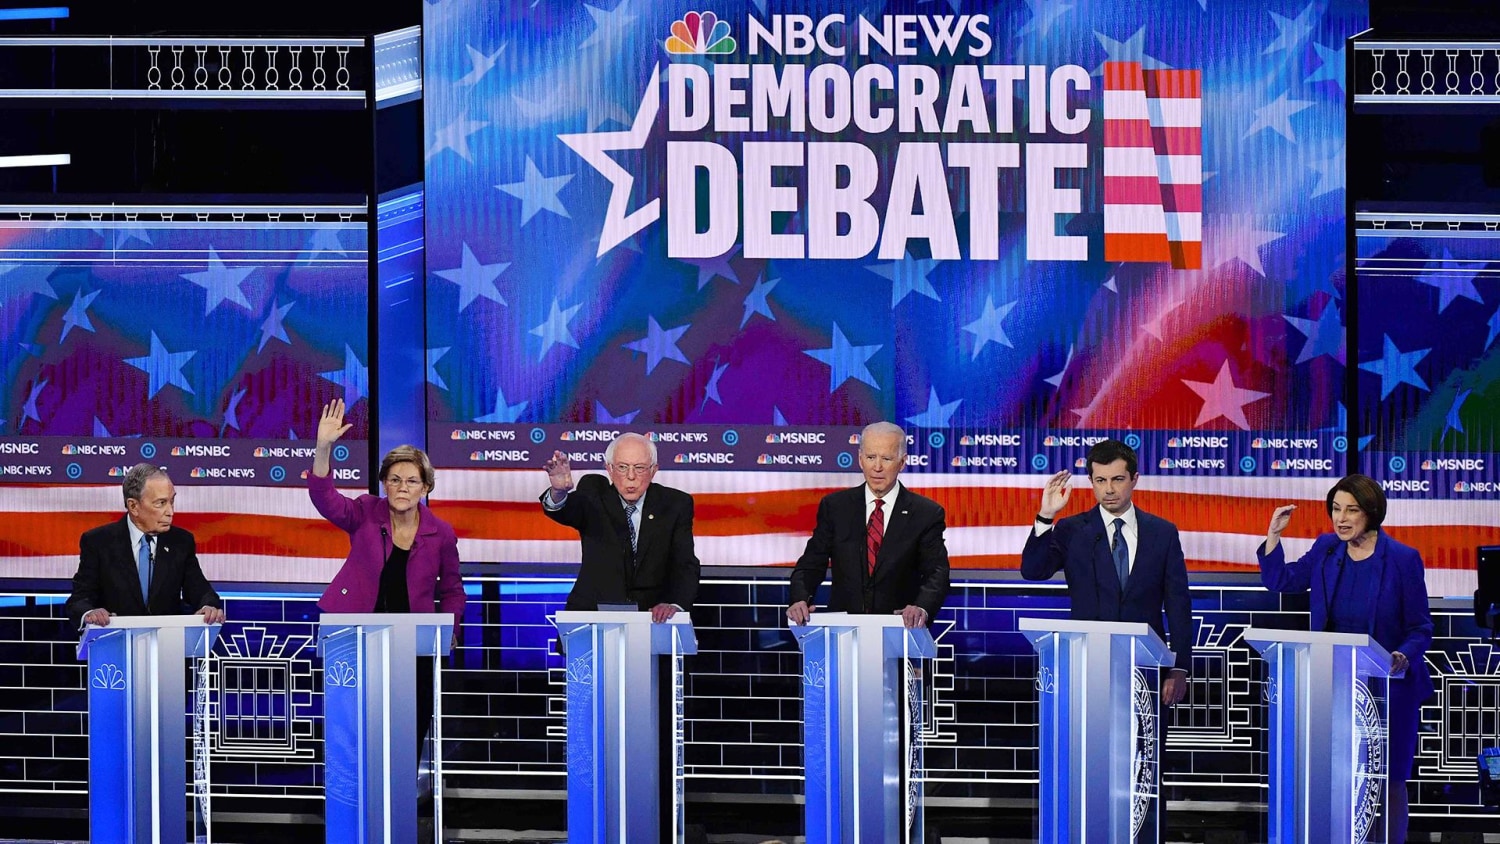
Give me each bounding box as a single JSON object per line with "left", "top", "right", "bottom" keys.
{"left": 378, "top": 445, "right": 436, "bottom": 492}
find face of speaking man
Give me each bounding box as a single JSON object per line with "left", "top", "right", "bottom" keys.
{"left": 1088, "top": 458, "right": 1138, "bottom": 516}
{"left": 859, "top": 430, "right": 906, "bottom": 497}
{"left": 606, "top": 437, "right": 657, "bottom": 504}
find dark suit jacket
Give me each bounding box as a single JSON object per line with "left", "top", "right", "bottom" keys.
{"left": 789, "top": 483, "right": 950, "bottom": 619}
{"left": 542, "top": 473, "right": 700, "bottom": 611}
{"left": 65, "top": 516, "right": 222, "bottom": 631}
{"left": 1257, "top": 531, "right": 1434, "bottom": 702}
{"left": 1021, "top": 507, "right": 1194, "bottom": 672}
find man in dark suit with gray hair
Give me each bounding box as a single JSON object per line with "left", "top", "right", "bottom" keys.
{"left": 66, "top": 463, "right": 224, "bottom": 630}
{"left": 788, "top": 421, "right": 950, "bottom": 628}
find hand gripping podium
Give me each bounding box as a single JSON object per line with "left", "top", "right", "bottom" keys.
{"left": 78, "top": 615, "right": 221, "bottom": 844}
{"left": 318, "top": 612, "right": 453, "bottom": 844}
{"left": 1245, "top": 628, "right": 1393, "bottom": 844}
{"left": 792, "top": 613, "right": 937, "bottom": 844}
{"left": 554, "top": 611, "right": 697, "bottom": 844}
{"left": 1019, "top": 617, "right": 1174, "bottom": 844}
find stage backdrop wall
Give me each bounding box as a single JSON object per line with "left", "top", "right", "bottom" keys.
{"left": 421, "top": 0, "right": 1498, "bottom": 586}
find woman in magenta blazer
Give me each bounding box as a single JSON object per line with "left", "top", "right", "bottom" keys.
{"left": 1258, "top": 473, "right": 1433, "bottom": 844}
{"left": 311, "top": 399, "right": 465, "bottom": 750}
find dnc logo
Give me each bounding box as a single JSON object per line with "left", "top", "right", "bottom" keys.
{"left": 666, "top": 11, "right": 736, "bottom": 54}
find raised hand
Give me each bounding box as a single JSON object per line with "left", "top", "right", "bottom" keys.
{"left": 1039, "top": 470, "right": 1073, "bottom": 519}
{"left": 543, "top": 450, "right": 574, "bottom": 493}
{"left": 1264, "top": 504, "right": 1296, "bottom": 553}
{"left": 316, "top": 399, "right": 352, "bottom": 449}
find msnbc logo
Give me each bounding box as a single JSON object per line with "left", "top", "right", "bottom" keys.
{"left": 1167, "top": 437, "right": 1181, "bottom": 447}
{"left": 1074, "top": 457, "right": 1088, "bottom": 468}
{"left": 1271, "top": 459, "right": 1286, "bottom": 469}
{"left": 958, "top": 435, "right": 976, "bottom": 445}
{"left": 666, "top": 11, "right": 736, "bottom": 55}
{"left": 847, "top": 434, "right": 861, "bottom": 445}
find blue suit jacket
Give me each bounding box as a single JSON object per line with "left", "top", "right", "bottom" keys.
{"left": 1257, "top": 531, "right": 1434, "bottom": 701}
{"left": 1021, "top": 507, "right": 1194, "bottom": 672}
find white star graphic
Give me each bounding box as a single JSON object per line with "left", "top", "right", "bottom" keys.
{"left": 702, "top": 360, "right": 730, "bottom": 408}
{"left": 1305, "top": 42, "right": 1346, "bottom": 92}
{"left": 905, "top": 387, "right": 962, "bottom": 428}
{"left": 1243, "top": 93, "right": 1314, "bottom": 143}
{"left": 805, "top": 323, "right": 882, "bottom": 393}
{"left": 1017, "top": 0, "right": 1074, "bottom": 39}
{"left": 963, "top": 295, "right": 1017, "bottom": 359}
{"left": 530, "top": 298, "right": 582, "bottom": 360}
{"left": 559, "top": 64, "right": 662, "bottom": 257}
{"left": 125, "top": 332, "right": 196, "bottom": 398}
{"left": 476, "top": 387, "right": 528, "bottom": 423}
{"left": 1422, "top": 249, "right": 1486, "bottom": 313}
{"left": 319, "top": 345, "right": 369, "bottom": 406}
{"left": 578, "top": 0, "right": 638, "bottom": 51}
{"left": 1263, "top": 3, "right": 1318, "bottom": 55}
{"left": 21, "top": 379, "right": 46, "bottom": 426}
{"left": 427, "top": 114, "right": 489, "bottom": 163}
{"left": 1043, "top": 345, "right": 1074, "bottom": 389}
{"left": 1182, "top": 361, "right": 1270, "bottom": 429}
{"left": 866, "top": 253, "right": 942, "bottom": 309}
{"left": 496, "top": 156, "right": 573, "bottom": 225}
{"left": 1206, "top": 219, "right": 1284, "bottom": 278}
{"left": 741, "top": 275, "right": 779, "bottom": 328}
{"left": 457, "top": 43, "right": 506, "bottom": 87}
{"left": 434, "top": 243, "right": 509, "bottom": 311}
{"left": 258, "top": 300, "right": 295, "bottom": 352}
{"left": 623, "top": 316, "right": 691, "bottom": 375}
{"left": 1141, "top": 298, "right": 1184, "bottom": 341}
{"left": 182, "top": 246, "right": 255, "bottom": 315}
{"left": 1093, "top": 27, "right": 1171, "bottom": 76}
{"left": 224, "top": 388, "right": 247, "bottom": 432}
{"left": 1284, "top": 305, "right": 1345, "bottom": 364}
{"left": 59, "top": 288, "right": 101, "bottom": 342}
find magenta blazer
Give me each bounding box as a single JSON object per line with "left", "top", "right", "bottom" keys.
{"left": 309, "top": 472, "right": 465, "bottom": 628}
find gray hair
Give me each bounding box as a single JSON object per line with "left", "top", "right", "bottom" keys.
{"left": 121, "top": 463, "right": 169, "bottom": 505}
{"left": 858, "top": 421, "right": 907, "bottom": 457}
{"left": 604, "top": 432, "right": 658, "bottom": 467}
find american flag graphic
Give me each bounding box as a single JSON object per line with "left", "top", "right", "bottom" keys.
{"left": 1103, "top": 62, "right": 1203, "bottom": 270}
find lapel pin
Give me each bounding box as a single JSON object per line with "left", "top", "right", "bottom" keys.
{"left": 648, "top": 514, "right": 654, "bottom": 520}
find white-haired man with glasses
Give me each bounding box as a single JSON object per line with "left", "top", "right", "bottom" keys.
{"left": 541, "top": 432, "right": 700, "bottom": 621}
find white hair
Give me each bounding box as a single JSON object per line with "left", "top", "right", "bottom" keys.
{"left": 858, "top": 421, "right": 907, "bottom": 457}
{"left": 604, "top": 432, "right": 658, "bottom": 467}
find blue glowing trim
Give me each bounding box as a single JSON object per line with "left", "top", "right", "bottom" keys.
{"left": 0, "top": 7, "right": 69, "bottom": 21}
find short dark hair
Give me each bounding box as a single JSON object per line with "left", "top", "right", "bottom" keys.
{"left": 1326, "top": 473, "right": 1386, "bottom": 530}
{"left": 1086, "top": 439, "right": 1138, "bottom": 476}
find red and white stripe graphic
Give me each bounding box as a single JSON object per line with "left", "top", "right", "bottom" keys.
{"left": 1104, "top": 62, "right": 1202, "bottom": 270}
{"left": 0, "top": 471, "right": 1489, "bottom": 596}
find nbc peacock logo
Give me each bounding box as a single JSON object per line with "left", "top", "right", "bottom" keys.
{"left": 665, "top": 11, "right": 736, "bottom": 55}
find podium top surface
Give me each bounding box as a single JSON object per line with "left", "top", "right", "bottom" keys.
{"left": 84, "top": 614, "right": 221, "bottom": 630}
{"left": 554, "top": 610, "right": 693, "bottom": 626}
{"left": 77, "top": 616, "right": 221, "bottom": 660}
{"left": 1017, "top": 616, "right": 1171, "bottom": 664}
{"left": 802, "top": 611, "right": 911, "bottom": 629}
{"left": 319, "top": 612, "right": 454, "bottom": 629}
{"left": 1243, "top": 627, "right": 1379, "bottom": 649}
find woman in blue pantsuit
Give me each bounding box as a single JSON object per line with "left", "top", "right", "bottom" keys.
{"left": 1257, "top": 473, "right": 1433, "bottom": 844}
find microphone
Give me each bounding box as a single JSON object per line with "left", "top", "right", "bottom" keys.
{"left": 380, "top": 526, "right": 389, "bottom": 543}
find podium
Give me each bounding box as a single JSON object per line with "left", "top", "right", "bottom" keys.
{"left": 792, "top": 613, "right": 937, "bottom": 844}
{"left": 318, "top": 612, "right": 453, "bottom": 844}
{"left": 554, "top": 610, "right": 697, "bottom": 844}
{"left": 1245, "top": 628, "right": 1393, "bottom": 843}
{"left": 1019, "top": 617, "right": 1174, "bottom": 844}
{"left": 78, "top": 615, "right": 221, "bottom": 844}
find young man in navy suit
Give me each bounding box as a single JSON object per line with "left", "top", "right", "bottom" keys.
{"left": 1021, "top": 439, "right": 1193, "bottom": 702}
{"left": 66, "top": 463, "right": 224, "bottom": 631}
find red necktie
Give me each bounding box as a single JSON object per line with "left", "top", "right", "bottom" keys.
{"left": 867, "top": 498, "right": 885, "bottom": 575}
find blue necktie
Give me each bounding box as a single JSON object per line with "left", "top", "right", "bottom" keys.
{"left": 1111, "top": 517, "right": 1129, "bottom": 588}
{"left": 624, "top": 503, "right": 638, "bottom": 556}
{"left": 137, "top": 535, "right": 152, "bottom": 600}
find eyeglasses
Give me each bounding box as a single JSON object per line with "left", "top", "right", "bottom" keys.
{"left": 384, "top": 477, "right": 425, "bottom": 490}
{"left": 611, "top": 463, "right": 652, "bottom": 477}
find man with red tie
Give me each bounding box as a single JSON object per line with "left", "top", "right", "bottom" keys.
{"left": 787, "top": 422, "right": 949, "bottom": 628}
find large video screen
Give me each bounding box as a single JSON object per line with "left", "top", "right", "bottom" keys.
{"left": 423, "top": 0, "right": 1386, "bottom": 573}
{"left": 0, "top": 212, "right": 369, "bottom": 583}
